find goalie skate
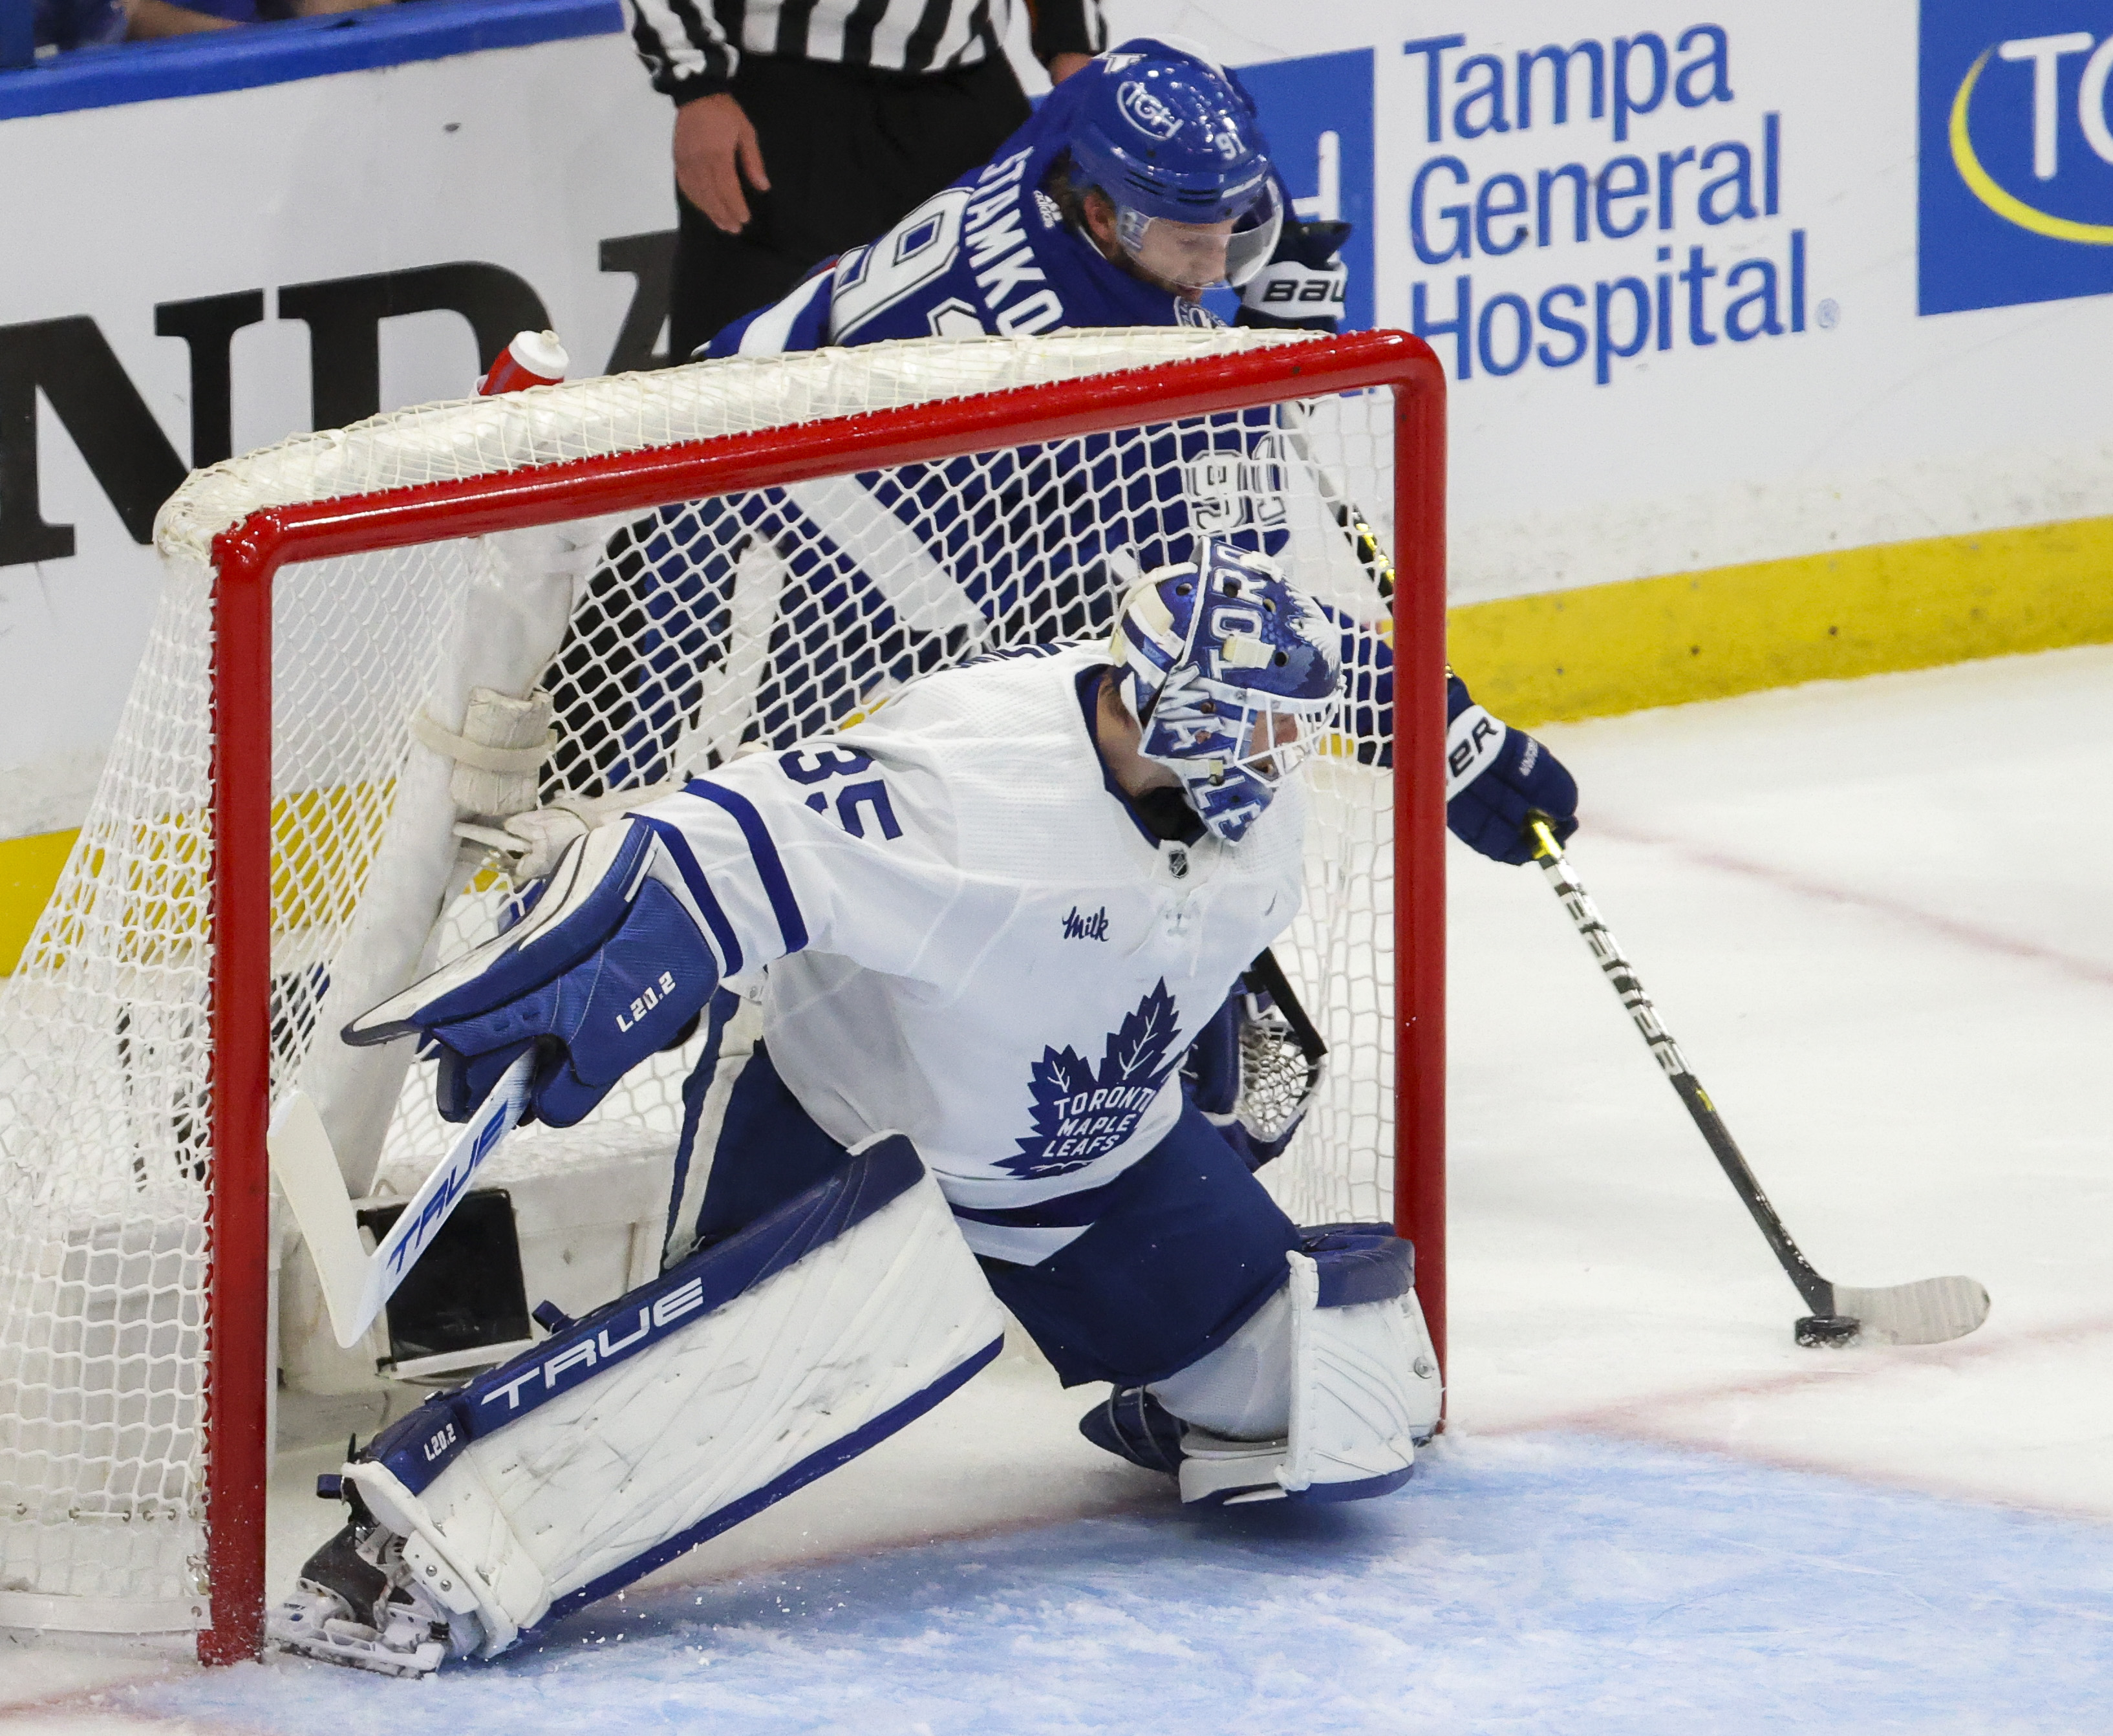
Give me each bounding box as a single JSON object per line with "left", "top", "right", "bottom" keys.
{"left": 267, "top": 1510, "right": 477, "bottom": 1678}
{"left": 270, "top": 1583, "right": 449, "bottom": 1679}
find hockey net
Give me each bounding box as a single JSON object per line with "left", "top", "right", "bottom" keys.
{"left": 0, "top": 327, "right": 1444, "bottom": 1659}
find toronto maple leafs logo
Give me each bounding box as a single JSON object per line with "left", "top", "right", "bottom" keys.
{"left": 1004, "top": 980, "right": 1183, "bottom": 1178}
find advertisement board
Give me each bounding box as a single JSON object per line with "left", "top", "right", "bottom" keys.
{"left": 1917, "top": 0, "right": 2113, "bottom": 315}
{"left": 1130, "top": 1, "right": 2113, "bottom": 724}
{"left": 3, "top": 1, "right": 2112, "bottom": 965}
{"left": 1, "top": 8, "right": 670, "bottom": 843}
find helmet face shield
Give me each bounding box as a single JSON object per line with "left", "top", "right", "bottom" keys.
{"left": 1111, "top": 176, "right": 1283, "bottom": 292}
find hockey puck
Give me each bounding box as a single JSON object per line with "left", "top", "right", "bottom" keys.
{"left": 1794, "top": 1314, "right": 1862, "bottom": 1347}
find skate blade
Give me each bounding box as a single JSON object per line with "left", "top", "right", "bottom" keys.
{"left": 268, "top": 1593, "right": 446, "bottom": 1678}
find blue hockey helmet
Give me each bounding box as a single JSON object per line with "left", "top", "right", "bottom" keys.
{"left": 1110, "top": 543, "right": 1342, "bottom": 844}
{"left": 1066, "top": 47, "right": 1283, "bottom": 292}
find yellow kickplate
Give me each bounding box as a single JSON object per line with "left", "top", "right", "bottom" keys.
{"left": 0, "top": 828, "right": 79, "bottom": 976}
{"left": 1448, "top": 513, "right": 2113, "bottom": 729}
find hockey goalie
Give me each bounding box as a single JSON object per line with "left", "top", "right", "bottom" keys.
{"left": 268, "top": 539, "right": 1571, "bottom": 1677}
{"left": 265, "top": 39, "right": 1583, "bottom": 1678}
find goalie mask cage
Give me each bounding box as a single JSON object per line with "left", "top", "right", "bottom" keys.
{"left": 0, "top": 326, "right": 1445, "bottom": 1663}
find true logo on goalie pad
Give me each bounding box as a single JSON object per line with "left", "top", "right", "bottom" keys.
{"left": 480, "top": 1278, "right": 709, "bottom": 1416}
{"left": 365, "top": 1139, "right": 930, "bottom": 1497}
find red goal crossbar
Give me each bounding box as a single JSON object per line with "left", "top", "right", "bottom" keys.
{"left": 199, "top": 329, "right": 1447, "bottom": 1663}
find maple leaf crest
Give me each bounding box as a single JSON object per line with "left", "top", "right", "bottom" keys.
{"left": 1002, "top": 980, "right": 1184, "bottom": 1179}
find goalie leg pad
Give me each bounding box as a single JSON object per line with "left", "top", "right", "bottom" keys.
{"left": 1161, "top": 1226, "right": 1441, "bottom": 1508}
{"left": 1280, "top": 1228, "right": 1441, "bottom": 1500}
{"left": 336, "top": 1135, "right": 1004, "bottom": 1659}
{"left": 1148, "top": 1281, "right": 1293, "bottom": 1440}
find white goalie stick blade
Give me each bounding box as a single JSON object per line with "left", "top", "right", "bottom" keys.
{"left": 1832, "top": 1277, "right": 1991, "bottom": 1347}
{"left": 268, "top": 1091, "right": 374, "bottom": 1350}
{"left": 269, "top": 1051, "right": 535, "bottom": 1349}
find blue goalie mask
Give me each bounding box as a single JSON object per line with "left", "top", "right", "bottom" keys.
{"left": 1067, "top": 46, "right": 1283, "bottom": 292}
{"left": 1110, "top": 544, "right": 1343, "bottom": 844}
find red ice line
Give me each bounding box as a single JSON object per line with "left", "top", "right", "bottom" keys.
{"left": 1477, "top": 1311, "right": 2113, "bottom": 1520}
{"left": 1590, "top": 819, "right": 2113, "bottom": 991}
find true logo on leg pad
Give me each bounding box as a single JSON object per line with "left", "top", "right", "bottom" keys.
{"left": 292, "top": 1138, "right": 1009, "bottom": 1669}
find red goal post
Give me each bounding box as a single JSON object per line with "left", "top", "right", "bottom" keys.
{"left": 12, "top": 328, "right": 1446, "bottom": 1664}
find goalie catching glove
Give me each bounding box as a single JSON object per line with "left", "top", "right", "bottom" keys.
{"left": 345, "top": 820, "right": 718, "bottom": 1126}
{"left": 1444, "top": 670, "right": 1579, "bottom": 866}
{"left": 1183, "top": 957, "right": 1327, "bottom": 1172}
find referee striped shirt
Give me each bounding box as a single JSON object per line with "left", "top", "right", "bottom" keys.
{"left": 632, "top": 0, "right": 1108, "bottom": 103}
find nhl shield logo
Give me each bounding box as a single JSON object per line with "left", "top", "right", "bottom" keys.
{"left": 1118, "top": 80, "right": 1182, "bottom": 141}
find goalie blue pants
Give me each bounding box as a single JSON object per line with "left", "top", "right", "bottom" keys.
{"left": 669, "top": 1021, "right": 1300, "bottom": 1389}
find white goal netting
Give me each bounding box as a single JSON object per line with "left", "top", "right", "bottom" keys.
{"left": 0, "top": 328, "right": 1402, "bottom": 1629}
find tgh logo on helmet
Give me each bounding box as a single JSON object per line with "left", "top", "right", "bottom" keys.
{"left": 1117, "top": 80, "right": 1183, "bottom": 140}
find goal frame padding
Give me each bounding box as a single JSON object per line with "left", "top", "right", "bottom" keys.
{"left": 198, "top": 329, "right": 1448, "bottom": 1664}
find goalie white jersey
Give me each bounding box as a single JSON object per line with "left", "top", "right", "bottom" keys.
{"left": 628, "top": 643, "right": 1307, "bottom": 1210}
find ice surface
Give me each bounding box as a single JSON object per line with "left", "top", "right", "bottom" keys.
{"left": 1446, "top": 644, "right": 2113, "bottom": 1517}
{"left": 26, "top": 1437, "right": 2113, "bottom": 1735}
{"left": 6, "top": 645, "right": 2112, "bottom": 1730}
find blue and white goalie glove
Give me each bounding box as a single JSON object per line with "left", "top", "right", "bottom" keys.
{"left": 345, "top": 820, "right": 720, "bottom": 1128}
{"left": 1445, "top": 671, "right": 1579, "bottom": 866}
{"left": 1236, "top": 219, "right": 1351, "bottom": 333}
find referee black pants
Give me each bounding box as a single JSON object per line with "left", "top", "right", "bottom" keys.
{"left": 670, "top": 53, "right": 1032, "bottom": 361}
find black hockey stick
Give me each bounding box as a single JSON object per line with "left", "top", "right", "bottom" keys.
{"left": 1274, "top": 406, "right": 1395, "bottom": 606}
{"left": 1527, "top": 817, "right": 1990, "bottom": 1348}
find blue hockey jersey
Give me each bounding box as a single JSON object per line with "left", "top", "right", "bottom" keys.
{"left": 705, "top": 42, "right": 1225, "bottom": 359}
{"left": 574, "top": 41, "right": 1394, "bottom": 800}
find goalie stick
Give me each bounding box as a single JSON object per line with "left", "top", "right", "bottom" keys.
{"left": 1527, "top": 817, "right": 1990, "bottom": 1349}
{"left": 269, "top": 1050, "right": 535, "bottom": 1349}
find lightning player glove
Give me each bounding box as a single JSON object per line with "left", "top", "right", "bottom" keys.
{"left": 1236, "top": 219, "right": 1351, "bottom": 333}
{"left": 345, "top": 820, "right": 719, "bottom": 1127}
{"left": 1445, "top": 671, "right": 1580, "bottom": 866}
